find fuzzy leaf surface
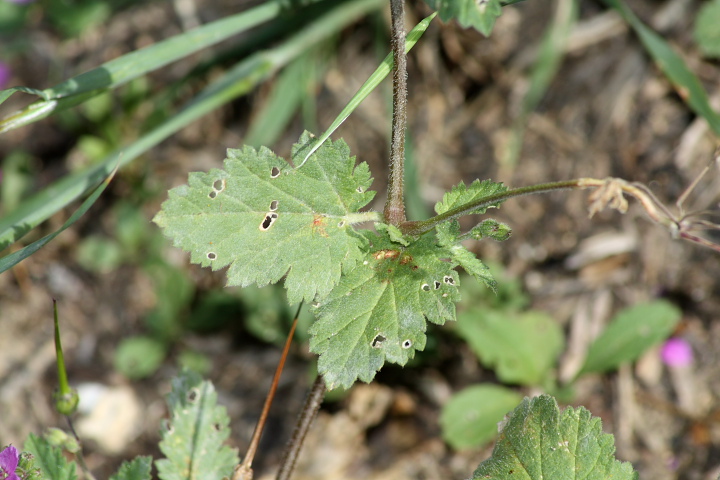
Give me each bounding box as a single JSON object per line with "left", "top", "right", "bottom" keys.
{"left": 153, "top": 132, "right": 375, "bottom": 304}
{"left": 110, "top": 456, "right": 152, "bottom": 480}
{"left": 472, "top": 395, "right": 638, "bottom": 479}
{"left": 310, "top": 231, "right": 460, "bottom": 389}
{"left": 156, "top": 370, "right": 239, "bottom": 480}
{"left": 24, "top": 433, "right": 77, "bottom": 480}
{"left": 425, "top": 0, "right": 503, "bottom": 36}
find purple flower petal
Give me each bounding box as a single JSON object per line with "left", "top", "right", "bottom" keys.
{"left": 0, "top": 445, "right": 20, "bottom": 480}
{"left": 0, "top": 62, "right": 11, "bottom": 90}
{"left": 5, "top": 0, "right": 35, "bottom": 4}
{"left": 661, "top": 337, "right": 694, "bottom": 367}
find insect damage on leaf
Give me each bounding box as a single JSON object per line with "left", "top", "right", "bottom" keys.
{"left": 153, "top": 131, "right": 376, "bottom": 304}
{"left": 309, "top": 231, "right": 461, "bottom": 390}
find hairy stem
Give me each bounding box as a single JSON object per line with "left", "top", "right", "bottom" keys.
{"left": 400, "top": 179, "right": 586, "bottom": 236}
{"left": 275, "top": 375, "right": 327, "bottom": 480}
{"left": 384, "top": 0, "right": 408, "bottom": 226}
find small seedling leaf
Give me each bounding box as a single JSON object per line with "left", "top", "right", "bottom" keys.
{"left": 694, "top": 0, "right": 720, "bottom": 58}
{"left": 309, "top": 231, "right": 460, "bottom": 389}
{"left": 156, "top": 370, "right": 239, "bottom": 480}
{"left": 153, "top": 131, "right": 375, "bottom": 304}
{"left": 110, "top": 456, "right": 153, "bottom": 480}
{"left": 578, "top": 300, "right": 681, "bottom": 376}
{"left": 441, "top": 385, "right": 522, "bottom": 449}
{"left": 425, "top": 0, "right": 503, "bottom": 36}
{"left": 457, "top": 309, "right": 564, "bottom": 385}
{"left": 24, "top": 433, "right": 78, "bottom": 480}
{"left": 435, "top": 179, "right": 508, "bottom": 216}
{"left": 472, "top": 395, "right": 639, "bottom": 479}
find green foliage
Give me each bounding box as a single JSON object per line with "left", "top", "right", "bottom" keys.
{"left": 109, "top": 456, "right": 153, "bottom": 480}
{"left": 114, "top": 336, "right": 167, "bottom": 379}
{"left": 310, "top": 230, "right": 461, "bottom": 389}
{"left": 153, "top": 132, "right": 376, "bottom": 306}
{"left": 156, "top": 370, "right": 239, "bottom": 480}
{"left": 694, "top": 0, "right": 720, "bottom": 58}
{"left": 578, "top": 300, "right": 681, "bottom": 377}
{"left": 440, "top": 385, "right": 522, "bottom": 449}
{"left": 472, "top": 395, "right": 638, "bottom": 479}
{"left": 456, "top": 309, "right": 564, "bottom": 385}
{"left": 425, "top": 0, "right": 503, "bottom": 36}
{"left": 23, "top": 433, "right": 77, "bottom": 480}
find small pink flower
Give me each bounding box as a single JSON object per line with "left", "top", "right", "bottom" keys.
{"left": 0, "top": 445, "right": 19, "bottom": 480}
{"left": 661, "top": 337, "right": 693, "bottom": 367}
{"left": 0, "top": 62, "right": 11, "bottom": 90}
{"left": 5, "top": 0, "right": 35, "bottom": 4}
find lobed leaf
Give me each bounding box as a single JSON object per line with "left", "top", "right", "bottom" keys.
{"left": 435, "top": 179, "right": 508, "bottom": 216}
{"left": 110, "top": 456, "right": 153, "bottom": 480}
{"left": 153, "top": 132, "right": 376, "bottom": 304}
{"left": 155, "top": 370, "right": 239, "bottom": 480}
{"left": 310, "top": 231, "right": 460, "bottom": 389}
{"left": 472, "top": 395, "right": 638, "bottom": 479}
{"left": 23, "top": 433, "right": 77, "bottom": 480}
{"left": 425, "top": 0, "right": 503, "bottom": 36}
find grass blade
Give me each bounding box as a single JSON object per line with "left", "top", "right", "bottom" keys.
{"left": 299, "top": 12, "right": 438, "bottom": 166}
{"left": 602, "top": 0, "right": 720, "bottom": 135}
{"left": 0, "top": 0, "right": 385, "bottom": 251}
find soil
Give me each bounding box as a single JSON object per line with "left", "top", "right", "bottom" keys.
{"left": 1, "top": 0, "right": 719, "bottom": 479}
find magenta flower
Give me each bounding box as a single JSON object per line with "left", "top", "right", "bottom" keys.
{"left": 5, "top": 0, "right": 35, "bottom": 4}
{"left": 661, "top": 337, "right": 694, "bottom": 367}
{"left": 0, "top": 62, "right": 10, "bottom": 90}
{"left": 0, "top": 445, "right": 19, "bottom": 480}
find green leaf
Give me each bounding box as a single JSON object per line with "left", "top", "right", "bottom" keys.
{"left": 457, "top": 309, "right": 564, "bottom": 385}
{"left": 114, "top": 336, "right": 167, "bottom": 380}
{"left": 472, "top": 395, "right": 638, "bottom": 479}
{"left": 110, "top": 456, "right": 153, "bottom": 480}
{"left": 309, "top": 231, "right": 460, "bottom": 389}
{"left": 444, "top": 243, "right": 497, "bottom": 292}
{"left": 156, "top": 370, "right": 239, "bottom": 480}
{"left": 435, "top": 179, "right": 508, "bottom": 216}
{"left": 153, "top": 132, "right": 377, "bottom": 305}
{"left": 578, "top": 300, "right": 681, "bottom": 376}
{"left": 425, "top": 0, "right": 503, "bottom": 36}
{"left": 24, "top": 433, "right": 78, "bottom": 480}
{"left": 441, "top": 385, "right": 522, "bottom": 449}
{"left": 694, "top": 0, "right": 720, "bottom": 58}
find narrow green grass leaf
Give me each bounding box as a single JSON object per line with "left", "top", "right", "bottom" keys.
{"left": 441, "top": 385, "right": 522, "bottom": 449}
{"left": 602, "top": 0, "right": 720, "bottom": 135}
{"left": 154, "top": 132, "right": 377, "bottom": 305}
{"left": 0, "top": 1, "right": 284, "bottom": 132}
{"left": 23, "top": 433, "right": 78, "bottom": 480}
{"left": 299, "top": 12, "right": 437, "bottom": 166}
{"left": 310, "top": 231, "right": 460, "bottom": 390}
{"left": 156, "top": 370, "right": 239, "bottom": 480}
{"left": 578, "top": 300, "right": 681, "bottom": 376}
{"left": 0, "top": 0, "right": 384, "bottom": 251}
{"left": 472, "top": 395, "right": 638, "bottom": 479}
{"left": 0, "top": 167, "right": 115, "bottom": 274}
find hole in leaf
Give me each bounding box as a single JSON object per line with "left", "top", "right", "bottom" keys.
{"left": 434, "top": 281, "right": 441, "bottom": 290}
{"left": 269, "top": 200, "right": 278, "bottom": 211}
{"left": 259, "top": 212, "right": 279, "bottom": 231}
{"left": 163, "top": 419, "right": 173, "bottom": 434}
{"left": 443, "top": 275, "right": 455, "bottom": 285}
{"left": 207, "top": 252, "right": 217, "bottom": 260}
{"left": 213, "top": 179, "right": 225, "bottom": 191}
{"left": 213, "top": 423, "right": 222, "bottom": 431}
{"left": 338, "top": 220, "right": 345, "bottom": 228}
{"left": 372, "top": 334, "right": 386, "bottom": 348}
{"left": 187, "top": 388, "right": 199, "bottom": 403}
{"left": 421, "top": 283, "right": 430, "bottom": 291}
{"left": 356, "top": 186, "right": 364, "bottom": 193}
{"left": 402, "top": 339, "right": 412, "bottom": 349}
{"left": 270, "top": 166, "right": 281, "bottom": 178}
{"left": 208, "top": 191, "right": 217, "bottom": 199}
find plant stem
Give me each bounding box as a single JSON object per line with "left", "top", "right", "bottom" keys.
{"left": 233, "top": 305, "right": 301, "bottom": 480}
{"left": 383, "top": 0, "right": 408, "bottom": 226}
{"left": 400, "top": 179, "right": 586, "bottom": 236}
{"left": 275, "top": 375, "right": 327, "bottom": 480}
